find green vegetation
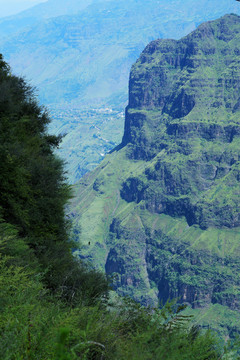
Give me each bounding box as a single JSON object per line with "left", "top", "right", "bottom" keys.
{"left": 0, "top": 54, "right": 232, "bottom": 359}
{"left": 0, "top": 239, "right": 225, "bottom": 360}
{"left": 0, "top": 55, "right": 108, "bottom": 303}
{"left": 0, "top": 228, "right": 230, "bottom": 359}
{"left": 70, "top": 14, "right": 240, "bottom": 336}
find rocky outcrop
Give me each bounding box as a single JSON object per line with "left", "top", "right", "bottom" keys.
{"left": 71, "top": 14, "right": 240, "bottom": 333}
{"left": 120, "top": 14, "right": 240, "bottom": 229}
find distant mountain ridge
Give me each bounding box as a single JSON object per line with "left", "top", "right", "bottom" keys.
{"left": 0, "top": 0, "right": 100, "bottom": 37}
{"left": 71, "top": 14, "right": 240, "bottom": 335}
{"left": 1, "top": 0, "right": 239, "bottom": 108}
{"left": 1, "top": 0, "right": 240, "bottom": 183}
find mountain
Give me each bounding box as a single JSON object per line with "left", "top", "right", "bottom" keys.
{"left": 0, "top": 0, "right": 101, "bottom": 37}
{"left": 0, "top": 54, "right": 223, "bottom": 360}
{"left": 1, "top": 0, "right": 240, "bottom": 183}
{"left": 1, "top": 0, "right": 240, "bottom": 107}
{"left": 71, "top": 14, "right": 240, "bottom": 335}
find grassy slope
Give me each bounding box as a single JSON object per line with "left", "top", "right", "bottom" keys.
{"left": 71, "top": 145, "right": 240, "bottom": 336}
{"left": 70, "top": 15, "right": 240, "bottom": 335}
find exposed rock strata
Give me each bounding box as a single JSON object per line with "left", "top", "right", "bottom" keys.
{"left": 71, "top": 15, "right": 240, "bottom": 332}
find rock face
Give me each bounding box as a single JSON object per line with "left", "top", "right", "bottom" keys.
{"left": 122, "top": 14, "right": 240, "bottom": 229}
{"left": 71, "top": 14, "right": 240, "bottom": 333}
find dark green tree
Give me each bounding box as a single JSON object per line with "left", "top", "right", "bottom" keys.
{"left": 0, "top": 54, "right": 108, "bottom": 302}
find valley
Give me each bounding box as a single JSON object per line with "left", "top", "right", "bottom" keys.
{"left": 0, "top": 0, "right": 240, "bottom": 182}
{"left": 49, "top": 106, "right": 124, "bottom": 182}
{"left": 1, "top": 0, "right": 240, "bottom": 343}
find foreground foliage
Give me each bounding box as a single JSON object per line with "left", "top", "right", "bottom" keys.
{"left": 0, "top": 233, "right": 225, "bottom": 359}
{"left": 0, "top": 54, "right": 108, "bottom": 305}
{"left": 0, "top": 55, "right": 238, "bottom": 359}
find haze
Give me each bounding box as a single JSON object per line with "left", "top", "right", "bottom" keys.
{"left": 0, "top": 0, "right": 47, "bottom": 17}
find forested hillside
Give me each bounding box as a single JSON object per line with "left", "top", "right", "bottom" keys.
{"left": 0, "top": 54, "right": 227, "bottom": 359}
{"left": 71, "top": 14, "right": 240, "bottom": 337}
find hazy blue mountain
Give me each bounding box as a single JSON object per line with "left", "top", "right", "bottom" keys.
{"left": 1, "top": 0, "right": 240, "bottom": 182}
{"left": 0, "top": 0, "right": 105, "bottom": 37}
{"left": 0, "top": 0, "right": 45, "bottom": 19}
{"left": 2, "top": 0, "right": 240, "bottom": 108}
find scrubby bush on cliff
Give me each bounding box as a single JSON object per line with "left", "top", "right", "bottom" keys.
{"left": 0, "top": 54, "right": 108, "bottom": 304}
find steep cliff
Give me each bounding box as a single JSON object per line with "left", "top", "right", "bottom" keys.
{"left": 2, "top": 1, "right": 240, "bottom": 184}
{"left": 71, "top": 14, "right": 240, "bottom": 334}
